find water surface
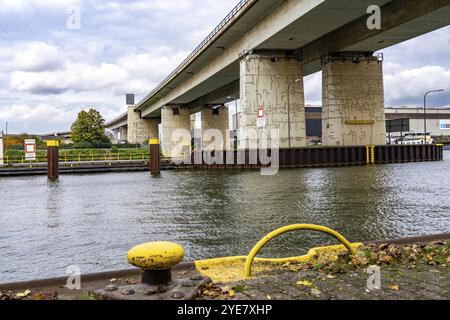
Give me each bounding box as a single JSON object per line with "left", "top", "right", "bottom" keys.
{"left": 1, "top": 151, "right": 449, "bottom": 282}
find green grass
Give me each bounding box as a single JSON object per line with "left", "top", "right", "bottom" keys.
{"left": 233, "top": 283, "right": 247, "bottom": 293}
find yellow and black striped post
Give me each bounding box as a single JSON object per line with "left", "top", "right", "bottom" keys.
{"left": 149, "top": 139, "right": 160, "bottom": 175}
{"left": 366, "top": 145, "right": 375, "bottom": 165}
{"left": 47, "top": 140, "right": 60, "bottom": 180}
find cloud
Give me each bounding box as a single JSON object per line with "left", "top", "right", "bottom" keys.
{"left": 0, "top": 42, "right": 64, "bottom": 72}
{"left": 0, "top": 1, "right": 449, "bottom": 134}
{"left": 116, "top": 50, "right": 189, "bottom": 90}
{"left": 0, "top": 100, "right": 124, "bottom": 134}
{"left": 304, "top": 72, "right": 322, "bottom": 106}
{"left": 384, "top": 66, "right": 450, "bottom": 106}
{"left": 0, "top": 0, "right": 75, "bottom": 12}
{"left": 10, "top": 62, "right": 128, "bottom": 94}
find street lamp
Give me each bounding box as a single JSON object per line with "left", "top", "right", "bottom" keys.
{"left": 424, "top": 89, "right": 444, "bottom": 144}
{"left": 5, "top": 122, "right": 7, "bottom": 151}
{"left": 227, "top": 96, "right": 239, "bottom": 149}
{"left": 287, "top": 78, "right": 301, "bottom": 148}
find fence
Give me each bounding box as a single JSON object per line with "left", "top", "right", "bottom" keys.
{"left": 0, "top": 152, "right": 151, "bottom": 165}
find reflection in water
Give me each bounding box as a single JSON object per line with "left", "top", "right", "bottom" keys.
{"left": 0, "top": 151, "right": 449, "bottom": 282}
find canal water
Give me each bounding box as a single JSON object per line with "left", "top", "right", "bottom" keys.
{"left": 1, "top": 152, "right": 449, "bottom": 283}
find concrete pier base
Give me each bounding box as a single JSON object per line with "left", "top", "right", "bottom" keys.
{"left": 322, "top": 54, "right": 386, "bottom": 146}
{"left": 127, "top": 106, "right": 159, "bottom": 144}
{"left": 201, "top": 106, "right": 229, "bottom": 150}
{"left": 161, "top": 106, "right": 191, "bottom": 158}
{"left": 239, "top": 53, "right": 306, "bottom": 149}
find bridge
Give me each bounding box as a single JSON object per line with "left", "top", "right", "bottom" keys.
{"left": 106, "top": 0, "right": 450, "bottom": 156}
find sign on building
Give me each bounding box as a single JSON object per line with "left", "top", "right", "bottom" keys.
{"left": 440, "top": 120, "right": 450, "bottom": 130}
{"left": 257, "top": 106, "right": 266, "bottom": 128}
{"left": 24, "top": 139, "right": 36, "bottom": 161}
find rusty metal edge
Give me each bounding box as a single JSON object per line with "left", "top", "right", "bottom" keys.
{"left": 1, "top": 233, "right": 449, "bottom": 291}
{"left": 367, "top": 233, "right": 450, "bottom": 246}
{"left": 0, "top": 262, "right": 195, "bottom": 291}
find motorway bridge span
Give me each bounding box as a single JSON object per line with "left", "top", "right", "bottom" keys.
{"left": 105, "top": 0, "right": 450, "bottom": 156}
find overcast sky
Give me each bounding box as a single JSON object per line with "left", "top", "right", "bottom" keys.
{"left": 0, "top": 0, "right": 449, "bottom": 134}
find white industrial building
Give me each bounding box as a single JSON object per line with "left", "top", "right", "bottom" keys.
{"left": 385, "top": 107, "right": 450, "bottom": 139}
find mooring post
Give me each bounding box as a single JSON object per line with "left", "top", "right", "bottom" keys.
{"left": 47, "top": 140, "right": 59, "bottom": 181}
{"left": 149, "top": 139, "right": 160, "bottom": 175}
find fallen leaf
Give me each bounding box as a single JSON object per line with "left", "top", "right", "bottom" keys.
{"left": 378, "top": 255, "right": 394, "bottom": 264}
{"left": 266, "top": 295, "right": 272, "bottom": 300}
{"left": 389, "top": 285, "right": 400, "bottom": 291}
{"left": 16, "top": 289, "right": 31, "bottom": 298}
{"left": 446, "top": 257, "right": 450, "bottom": 263}
{"left": 326, "top": 275, "right": 336, "bottom": 279}
{"left": 311, "top": 288, "right": 322, "bottom": 296}
{"left": 297, "top": 280, "right": 313, "bottom": 287}
{"left": 33, "top": 293, "right": 45, "bottom": 300}
{"left": 109, "top": 278, "right": 117, "bottom": 283}
{"left": 126, "top": 279, "right": 138, "bottom": 285}
{"left": 229, "top": 289, "right": 235, "bottom": 298}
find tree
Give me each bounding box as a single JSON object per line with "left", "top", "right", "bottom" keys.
{"left": 70, "top": 109, "right": 110, "bottom": 145}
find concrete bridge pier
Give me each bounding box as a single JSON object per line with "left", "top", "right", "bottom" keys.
{"left": 322, "top": 52, "right": 386, "bottom": 146}
{"left": 238, "top": 52, "right": 306, "bottom": 149}
{"left": 201, "top": 106, "right": 229, "bottom": 150}
{"left": 161, "top": 106, "right": 191, "bottom": 158}
{"left": 127, "top": 106, "right": 159, "bottom": 144}
{"left": 118, "top": 127, "right": 128, "bottom": 143}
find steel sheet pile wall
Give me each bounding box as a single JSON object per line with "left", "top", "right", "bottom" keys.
{"left": 375, "top": 144, "right": 443, "bottom": 164}
{"left": 187, "top": 145, "right": 443, "bottom": 169}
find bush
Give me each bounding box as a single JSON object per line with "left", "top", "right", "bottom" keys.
{"left": 116, "top": 143, "right": 143, "bottom": 149}
{"left": 60, "top": 141, "right": 113, "bottom": 149}
{"left": 5, "top": 145, "right": 24, "bottom": 151}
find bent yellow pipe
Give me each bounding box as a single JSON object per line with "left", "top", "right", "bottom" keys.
{"left": 244, "top": 224, "right": 355, "bottom": 277}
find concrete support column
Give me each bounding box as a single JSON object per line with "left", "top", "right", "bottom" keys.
{"left": 161, "top": 106, "right": 191, "bottom": 157}
{"left": 322, "top": 54, "right": 386, "bottom": 146}
{"left": 127, "top": 106, "right": 159, "bottom": 144}
{"left": 201, "top": 106, "right": 229, "bottom": 150}
{"left": 239, "top": 53, "right": 306, "bottom": 149}
{"left": 119, "top": 127, "right": 128, "bottom": 143}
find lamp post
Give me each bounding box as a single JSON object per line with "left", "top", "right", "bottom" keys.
{"left": 227, "top": 96, "right": 239, "bottom": 149}
{"left": 5, "top": 122, "right": 7, "bottom": 152}
{"left": 287, "top": 79, "right": 301, "bottom": 148}
{"left": 424, "top": 89, "right": 444, "bottom": 144}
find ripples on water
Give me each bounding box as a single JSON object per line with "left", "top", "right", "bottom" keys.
{"left": 1, "top": 151, "right": 449, "bottom": 282}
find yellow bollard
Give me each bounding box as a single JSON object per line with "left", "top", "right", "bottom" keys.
{"left": 128, "top": 242, "right": 184, "bottom": 285}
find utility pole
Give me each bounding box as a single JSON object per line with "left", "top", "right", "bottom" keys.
{"left": 227, "top": 96, "right": 239, "bottom": 149}
{"left": 424, "top": 89, "right": 444, "bottom": 144}
{"left": 5, "top": 122, "right": 8, "bottom": 151}
{"left": 287, "top": 79, "right": 301, "bottom": 148}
